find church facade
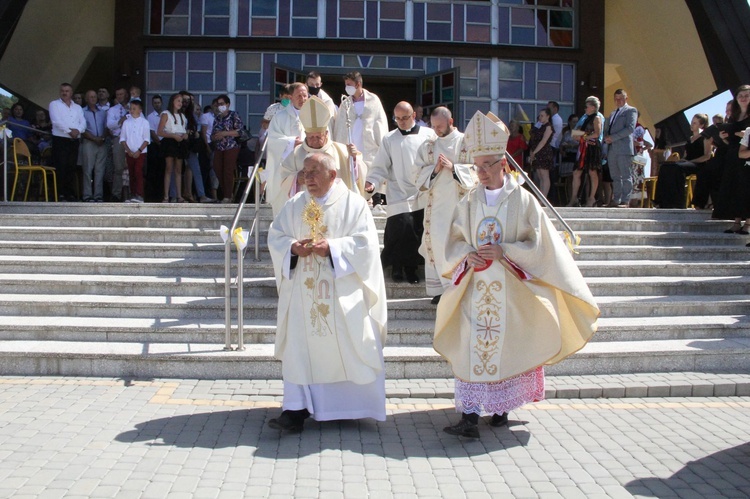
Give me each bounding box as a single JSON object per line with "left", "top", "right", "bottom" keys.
{"left": 116, "top": 1, "right": 604, "bottom": 133}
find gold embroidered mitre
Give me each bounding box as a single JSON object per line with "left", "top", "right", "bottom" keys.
{"left": 299, "top": 96, "right": 332, "bottom": 133}
{"left": 463, "top": 111, "right": 510, "bottom": 158}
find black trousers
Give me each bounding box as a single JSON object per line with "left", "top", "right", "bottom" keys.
{"left": 51, "top": 136, "right": 80, "bottom": 200}
{"left": 381, "top": 210, "right": 424, "bottom": 270}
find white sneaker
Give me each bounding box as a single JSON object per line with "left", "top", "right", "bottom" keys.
{"left": 124, "top": 198, "right": 133, "bottom": 203}
{"left": 133, "top": 196, "right": 144, "bottom": 204}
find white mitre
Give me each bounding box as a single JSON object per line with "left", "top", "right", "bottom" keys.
{"left": 463, "top": 110, "right": 510, "bottom": 158}
{"left": 299, "top": 95, "right": 332, "bottom": 133}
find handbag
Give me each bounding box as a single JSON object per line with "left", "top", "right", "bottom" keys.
{"left": 237, "top": 128, "right": 251, "bottom": 144}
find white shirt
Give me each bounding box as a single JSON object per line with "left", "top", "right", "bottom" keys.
{"left": 106, "top": 102, "right": 129, "bottom": 137}
{"left": 550, "top": 113, "right": 563, "bottom": 149}
{"left": 199, "top": 112, "right": 214, "bottom": 138}
{"left": 147, "top": 110, "right": 161, "bottom": 132}
{"left": 48, "top": 99, "right": 86, "bottom": 138}
{"left": 119, "top": 115, "right": 151, "bottom": 152}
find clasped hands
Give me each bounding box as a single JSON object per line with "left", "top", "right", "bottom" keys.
{"left": 291, "top": 238, "right": 330, "bottom": 258}
{"left": 432, "top": 153, "right": 453, "bottom": 175}
{"left": 467, "top": 244, "right": 504, "bottom": 267}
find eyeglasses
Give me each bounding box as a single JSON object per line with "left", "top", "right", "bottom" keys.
{"left": 473, "top": 158, "right": 503, "bottom": 173}
{"left": 299, "top": 169, "right": 326, "bottom": 179}
{"left": 392, "top": 115, "right": 412, "bottom": 122}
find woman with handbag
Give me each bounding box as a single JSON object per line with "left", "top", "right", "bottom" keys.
{"left": 567, "top": 96, "right": 603, "bottom": 207}
{"left": 211, "top": 94, "right": 244, "bottom": 203}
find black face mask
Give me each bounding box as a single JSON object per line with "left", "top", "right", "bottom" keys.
{"left": 308, "top": 86, "right": 321, "bottom": 96}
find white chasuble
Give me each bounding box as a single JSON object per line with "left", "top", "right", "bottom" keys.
{"left": 268, "top": 180, "right": 387, "bottom": 389}
{"left": 434, "top": 179, "right": 600, "bottom": 383}
{"left": 414, "top": 129, "right": 476, "bottom": 295}
{"left": 333, "top": 89, "right": 389, "bottom": 165}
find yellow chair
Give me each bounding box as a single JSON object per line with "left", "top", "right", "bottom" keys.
{"left": 641, "top": 177, "right": 658, "bottom": 208}
{"left": 11, "top": 138, "right": 57, "bottom": 202}
{"left": 685, "top": 174, "right": 697, "bottom": 208}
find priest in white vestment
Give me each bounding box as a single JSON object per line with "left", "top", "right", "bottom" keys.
{"left": 435, "top": 111, "right": 600, "bottom": 439}
{"left": 366, "top": 101, "right": 436, "bottom": 283}
{"left": 267, "top": 152, "right": 388, "bottom": 432}
{"left": 414, "top": 107, "right": 476, "bottom": 303}
{"left": 278, "top": 96, "right": 367, "bottom": 204}
{"left": 266, "top": 82, "right": 308, "bottom": 216}
{"left": 333, "top": 71, "right": 388, "bottom": 167}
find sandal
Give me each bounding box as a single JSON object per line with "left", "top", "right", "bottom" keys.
{"left": 161, "top": 197, "right": 169, "bottom": 203}
{"left": 177, "top": 197, "right": 187, "bottom": 203}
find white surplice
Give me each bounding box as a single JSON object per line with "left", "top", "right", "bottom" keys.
{"left": 367, "top": 125, "right": 437, "bottom": 217}
{"left": 266, "top": 104, "right": 305, "bottom": 216}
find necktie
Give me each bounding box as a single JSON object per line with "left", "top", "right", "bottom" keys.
{"left": 608, "top": 108, "right": 620, "bottom": 135}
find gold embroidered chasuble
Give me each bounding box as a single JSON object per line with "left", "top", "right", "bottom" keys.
{"left": 268, "top": 180, "right": 387, "bottom": 386}
{"left": 434, "top": 180, "right": 599, "bottom": 383}
{"left": 279, "top": 140, "right": 367, "bottom": 204}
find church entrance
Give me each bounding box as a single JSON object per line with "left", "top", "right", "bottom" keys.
{"left": 271, "top": 65, "right": 459, "bottom": 130}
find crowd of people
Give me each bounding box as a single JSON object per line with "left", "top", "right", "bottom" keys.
{"left": 262, "top": 71, "right": 599, "bottom": 439}
{"left": 6, "top": 83, "right": 251, "bottom": 203}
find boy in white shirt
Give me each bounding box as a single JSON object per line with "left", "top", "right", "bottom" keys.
{"left": 119, "top": 99, "right": 151, "bottom": 203}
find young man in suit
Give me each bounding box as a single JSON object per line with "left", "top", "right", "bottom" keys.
{"left": 604, "top": 89, "right": 638, "bottom": 207}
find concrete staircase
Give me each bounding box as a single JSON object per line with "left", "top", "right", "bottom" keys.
{"left": 0, "top": 202, "right": 748, "bottom": 383}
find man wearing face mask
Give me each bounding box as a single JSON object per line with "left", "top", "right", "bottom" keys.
{"left": 266, "top": 82, "right": 309, "bottom": 215}
{"left": 333, "top": 72, "right": 388, "bottom": 171}
{"left": 277, "top": 96, "right": 366, "bottom": 207}
{"left": 415, "top": 107, "right": 477, "bottom": 304}
{"left": 306, "top": 71, "right": 337, "bottom": 133}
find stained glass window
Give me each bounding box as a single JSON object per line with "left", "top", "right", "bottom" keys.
{"left": 149, "top": 0, "right": 229, "bottom": 36}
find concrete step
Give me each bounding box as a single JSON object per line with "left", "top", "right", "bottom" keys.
{"left": 2, "top": 216, "right": 736, "bottom": 235}
{"left": 573, "top": 245, "right": 750, "bottom": 261}
{"left": 0, "top": 338, "right": 746, "bottom": 379}
{"left": 2, "top": 201, "right": 719, "bottom": 221}
{"left": 2, "top": 255, "right": 749, "bottom": 281}
{"left": 574, "top": 231, "right": 748, "bottom": 246}
{"left": 0, "top": 315, "right": 747, "bottom": 345}
{"left": 0, "top": 241, "right": 227, "bottom": 258}
{"left": 576, "top": 260, "right": 750, "bottom": 277}
{"left": 1, "top": 293, "right": 748, "bottom": 321}
{"left": 4, "top": 273, "right": 749, "bottom": 299}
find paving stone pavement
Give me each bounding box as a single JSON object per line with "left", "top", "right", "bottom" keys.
{"left": 0, "top": 377, "right": 749, "bottom": 498}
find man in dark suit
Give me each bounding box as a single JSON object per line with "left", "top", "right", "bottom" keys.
{"left": 604, "top": 89, "right": 637, "bottom": 206}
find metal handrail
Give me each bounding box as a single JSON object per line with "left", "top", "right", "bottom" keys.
{"left": 223, "top": 138, "right": 268, "bottom": 351}
{"left": 504, "top": 152, "right": 580, "bottom": 250}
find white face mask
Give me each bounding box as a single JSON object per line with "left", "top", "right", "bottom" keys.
{"left": 345, "top": 85, "right": 357, "bottom": 96}
{"left": 218, "top": 105, "right": 228, "bottom": 113}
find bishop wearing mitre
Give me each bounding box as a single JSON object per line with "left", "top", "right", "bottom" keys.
{"left": 435, "top": 111, "right": 599, "bottom": 439}
{"left": 267, "top": 152, "right": 387, "bottom": 433}
{"left": 277, "top": 95, "right": 367, "bottom": 207}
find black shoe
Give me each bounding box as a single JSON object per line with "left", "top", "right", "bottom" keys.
{"left": 268, "top": 409, "right": 309, "bottom": 433}
{"left": 443, "top": 418, "right": 479, "bottom": 438}
{"left": 404, "top": 268, "right": 419, "bottom": 284}
{"left": 431, "top": 294, "right": 442, "bottom": 305}
{"left": 489, "top": 413, "right": 508, "bottom": 427}
{"left": 392, "top": 268, "right": 404, "bottom": 282}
